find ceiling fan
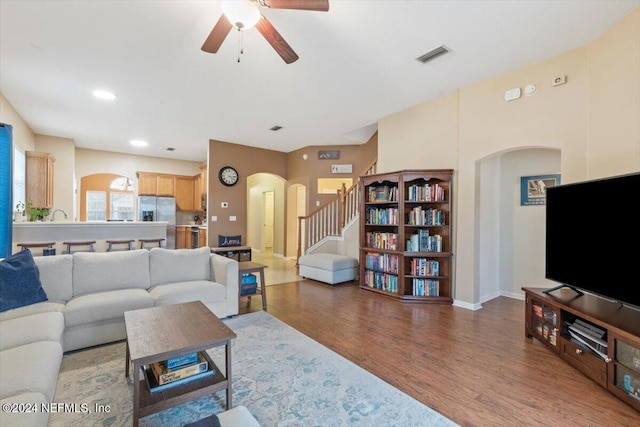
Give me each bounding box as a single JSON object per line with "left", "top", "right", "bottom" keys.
{"left": 201, "top": 0, "right": 329, "bottom": 64}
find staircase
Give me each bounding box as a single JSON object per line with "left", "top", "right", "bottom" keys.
{"left": 297, "top": 160, "right": 377, "bottom": 261}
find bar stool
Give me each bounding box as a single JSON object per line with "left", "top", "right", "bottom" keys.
{"left": 139, "top": 238, "right": 165, "bottom": 249}
{"left": 63, "top": 240, "right": 96, "bottom": 254}
{"left": 16, "top": 242, "right": 56, "bottom": 256}
{"left": 106, "top": 239, "right": 135, "bottom": 252}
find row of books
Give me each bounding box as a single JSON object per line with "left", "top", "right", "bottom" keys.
{"left": 364, "top": 252, "right": 399, "bottom": 274}
{"left": 368, "top": 185, "right": 398, "bottom": 203}
{"left": 143, "top": 351, "right": 214, "bottom": 393}
{"left": 406, "top": 207, "right": 445, "bottom": 226}
{"left": 363, "top": 270, "right": 399, "bottom": 293}
{"left": 406, "top": 184, "right": 446, "bottom": 202}
{"left": 365, "top": 232, "right": 399, "bottom": 250}
{"left": 410, "top": 258, "right": 439, "bottom": 277}
{"left": 406, "top": 230, "right": 443, "bottom": 252}
{"left": 412, "top": 279, "right": 439, "bottom": 296}
{"left": 366, "top": 206, "right": 399, "bottom": 225}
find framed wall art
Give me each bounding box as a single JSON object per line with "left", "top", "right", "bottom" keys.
{"left": 520, "top": 174, "right": 561, "bottom": 206}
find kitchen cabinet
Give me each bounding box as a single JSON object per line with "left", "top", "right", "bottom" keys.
{"left": 26, "top": 151, "right": 55, "bottom": 209}
{"left": 198, "top": 228, "right": 207, "bottom": 248}
{"left": 137, "top": 172, "right": 174, "bottom": 197}
{"left": 156, "top": 175, "right": 174, "bottom": 196}
{"left": 175, "top": 176, "right": 195, "bottom": 211}
{"left": 137, "top": 173, "right": 158, "bottom": 196}
{"left": 175, "top": 226, "right": 187, "bottom": 249}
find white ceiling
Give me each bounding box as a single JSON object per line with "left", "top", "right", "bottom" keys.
{"left": 1, "top": 1, "right": 637, "bottom": 162}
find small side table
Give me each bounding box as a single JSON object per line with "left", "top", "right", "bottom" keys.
{"left": 238, "top": 261, "right": 267, "bottom": 310}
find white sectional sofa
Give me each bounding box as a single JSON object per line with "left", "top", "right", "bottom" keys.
{"left": 0, "top": 247, "right": 243, "bottom": 427}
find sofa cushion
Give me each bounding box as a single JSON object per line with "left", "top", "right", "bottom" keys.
{"left": 34, "top": 254, "right": 73, "bottom": 302}
{"left": 64, "top": 289, "right": 154, "bottom": 328}
{"left": 0, "top": 341, "right": 62, "bottom": 402}
{"left": 0, "top": 392, "right": 50, "bottom": 427}
{"left": 0, "top": 312, "right": 64, "bottom": 351}
{"left": 0, "top": 301, "right": 65, "bottom": 322}
{"left": 149, "top": 247, "right": 211, "bottom": 286}
{"left": 0, "top": 249, "right": 48, "bottom": 312}
{"left": 72, "top": 250, "right": 151, "bottom": 296}
{"left": 149, "top": 280, "right": 227, "bottom": 307}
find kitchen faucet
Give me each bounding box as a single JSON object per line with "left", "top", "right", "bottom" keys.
{"left": 50, "top": 209, "right": 68, "bottom": 221}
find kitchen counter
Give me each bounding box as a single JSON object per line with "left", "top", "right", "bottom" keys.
{"left": 12, "top": 221, "right": 168, "bottom": 254}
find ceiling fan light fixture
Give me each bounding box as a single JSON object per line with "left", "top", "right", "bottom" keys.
{"left": 221, "top": 0, "right": 261, "bottom": 30}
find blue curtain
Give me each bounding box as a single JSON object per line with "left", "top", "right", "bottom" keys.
{"left": 0, "top": 123, "right": 13, "bottom": 258}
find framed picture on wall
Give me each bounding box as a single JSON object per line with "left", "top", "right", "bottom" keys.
{"left": 520, "top": 174, "right": 561, "bottom": 206}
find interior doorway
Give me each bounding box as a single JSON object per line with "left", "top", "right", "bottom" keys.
{"left": 263, "top": 190, "right": 274, "bottom": 251}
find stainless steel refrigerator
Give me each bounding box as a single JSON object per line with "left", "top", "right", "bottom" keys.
{"left": 138, "top": 196, "right": 176, "bottom": 249}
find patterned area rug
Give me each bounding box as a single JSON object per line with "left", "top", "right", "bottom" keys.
{"left": 50, "top": 311, "right": 457, "bottom": 427}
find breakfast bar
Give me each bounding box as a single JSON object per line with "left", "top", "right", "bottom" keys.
{"left": 12, "top": 221, "right": 167, "bottom": 255}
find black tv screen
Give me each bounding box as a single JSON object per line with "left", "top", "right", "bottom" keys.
{"left": 545, "top": 172, "right": 640, "bottom": 310}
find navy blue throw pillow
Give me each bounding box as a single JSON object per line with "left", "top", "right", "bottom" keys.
{"left": 0, "top": 249, "right": 48, "bottom": 312}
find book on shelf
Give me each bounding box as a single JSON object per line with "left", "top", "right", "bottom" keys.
{"left": 143, "top": 364, "right": 214, "bottom": 393}
{"left": 149, "top": 351, "right": 210, "bottom": 386}
{"left": 165, "top": 352, "right": 198, "bottom": 370}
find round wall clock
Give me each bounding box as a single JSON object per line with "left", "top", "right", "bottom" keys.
{"left": 218, "top": 166, "right": 239, "bottom": 186}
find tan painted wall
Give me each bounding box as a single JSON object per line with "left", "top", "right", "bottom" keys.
{"left": 207, "top": 140, "right": 287, "bottom": 248}
{"left": 1, "top": 93, "right": 35, "bottom": 152}
{"left": 587, "top": 8, "right": 640, "bottom": 178}
{"left": 378, "top": 7, "right": 640, "bottom": 306}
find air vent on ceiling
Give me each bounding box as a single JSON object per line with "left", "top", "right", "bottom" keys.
{"left": 166, "top": 147, "right": 175, "bottom": 151}
{"left": 270, "top": 125, "right": 283, "bottom": 131}
{"left": 416, "top": 45, "right": 449, "bottom": 64}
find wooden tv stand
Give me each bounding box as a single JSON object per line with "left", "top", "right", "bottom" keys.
{"left": 522, "top": 287, "right": 640, "bottom": 411}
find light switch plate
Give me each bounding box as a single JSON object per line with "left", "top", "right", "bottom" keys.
{"left": 230, "top": 216, "right": 236, "bottom": 221}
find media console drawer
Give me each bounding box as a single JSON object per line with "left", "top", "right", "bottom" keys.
{"left": 560, "top": 337, "right": 608, "bottom": 388}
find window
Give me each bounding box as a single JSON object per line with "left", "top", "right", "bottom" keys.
{"left": 13, "top": 149, "right": 25, "bottom": 210}
{"left": 86, "top": 191, "right": 106, "bottom": 221}
{"left": 110, "top": 192, "right": 134, "bottom": 220}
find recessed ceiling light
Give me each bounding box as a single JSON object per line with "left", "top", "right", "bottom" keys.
{"left": 92, "top": 89, "right": 116, "bottom": 100}
{"left": 129, "top": 139, "right": 148, "bottom": 147}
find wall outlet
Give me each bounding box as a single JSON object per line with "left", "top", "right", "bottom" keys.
{"left": 221, "top": 202, "right": 228, "bottom": 208}
{"left": 230, "top": 216, "right": 236, "bottom": 221}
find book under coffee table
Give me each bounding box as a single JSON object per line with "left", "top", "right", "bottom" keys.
{"left": 124, "top": 301, "right": 237, "bottom": 427}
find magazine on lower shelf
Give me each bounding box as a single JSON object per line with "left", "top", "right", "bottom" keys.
{"left": 143, "top": 364, "right": 215, "bottom": 393}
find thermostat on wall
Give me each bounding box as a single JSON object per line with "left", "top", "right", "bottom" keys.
{"left": 504, "top": 87, "right": 521, "bottom": 102}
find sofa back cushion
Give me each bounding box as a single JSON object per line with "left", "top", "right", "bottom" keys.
{"left": 34, "top": 254, "right": 73, "bottom": 302}
{"left": 73, "top": 249, "right": 150, "bottom": 296}
{"left": 149, "top": 247, "right": 211, "bottom": 286}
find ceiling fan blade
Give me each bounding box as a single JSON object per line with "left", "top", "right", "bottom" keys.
{"left": 201, "top": 14, "right": 233, "bottom": 53}
{"left": 261, "top": 0, "right": 329, "bottom": 12}
{"left": 255, "top": 16, "right": 299, "bottom": 64}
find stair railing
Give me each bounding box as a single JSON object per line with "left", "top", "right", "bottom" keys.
{"left": 297, "top": 159, "right": 377, "bottom": 261}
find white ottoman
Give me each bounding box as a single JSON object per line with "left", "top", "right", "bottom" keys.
{"left": 298, "top": 253, "right": 358, "bottom": 285}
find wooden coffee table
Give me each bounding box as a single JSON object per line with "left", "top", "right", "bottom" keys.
{"left": 124, "top": 301, "right": 236, "bottom": 427}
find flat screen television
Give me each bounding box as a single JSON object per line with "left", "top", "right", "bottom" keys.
{"left": 544, "top": 172, "right": 640, "bottom": 311}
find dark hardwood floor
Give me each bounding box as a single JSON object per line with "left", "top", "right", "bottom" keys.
{"left": 239, "top": 280, "right": 640, "bottom": 426}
